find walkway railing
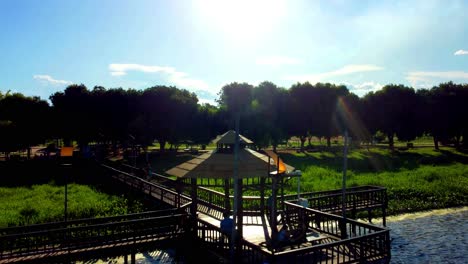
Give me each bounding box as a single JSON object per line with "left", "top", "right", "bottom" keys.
{"left": 195, "top": 202, "right": 391, "bottom": 263}
{"left": 277, "top": 202, "right": 391, "bottom": 263}
{"left": 115, "top": 164, "right": 387, "bottom": 225}
{"left": 103, "top": 164, "right": 192, "bottom": 210}
{"left": 0, "top": 209, "right": 189, "bottom": 263}
{"left": 285, "top": 185, "right": 387, "bottom": 212}
{"left": 105, "top": 163, "right": 390, "bottom": 263}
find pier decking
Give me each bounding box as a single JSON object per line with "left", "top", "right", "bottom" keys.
{"left": 113, "top": 163, "right": 391, "bottom": 263}
{"left": 0, "top": 208, "right": 188, "bottom": 263}
{"left": 0, "top": 163, "right": 391, "bottom": 263}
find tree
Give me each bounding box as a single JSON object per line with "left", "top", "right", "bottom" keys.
{"left": 333, "top": 92, "right": 370, "bottom": 145}
{"left": 190, "top": 103, "right": 224, "bottom": 146}
{"left": 0, "top": 93, "right": 51, "bottom": 158}
{"left": 50, "top": 84, "right": 93, "bottom": 146}
{"left": 217, "top": 82, "right": 254, "bottom": 135}
{"left": 423, "top": 82, "right": 468, "bottom": 149}
{"left": 288, "top": 82, "right": 320, "bottom": 151}
{"left": 139, "top": 86, "right": 198, "bottom": 151}
{"left": 246, "top": 81, "right": 289, "bottom": 151}
{"left": 363, "top": 84, "right": 420, "bottom": 149}
{"left": 314, "top": 83, "right": 349, "bottom": 147}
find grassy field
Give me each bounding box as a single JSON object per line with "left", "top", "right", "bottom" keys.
{"left": 146, "top": 144, "right": 468, "bottom": 216}
{"left": 113, "top": 138, "right": 468, "bottom": 219}
{"left": 279, "top": 146, "right": 468, "bottom": 215}
{"left": 0, "top": 184, "right": 143, "bottom": 227}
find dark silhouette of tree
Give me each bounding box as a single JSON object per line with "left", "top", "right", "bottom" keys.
{"left": 50, "top": 84, "right": 93, "bottom": 146}
{"left": 314, "top": 83, "right": 349, "bottom": 147}
{"left": 139, "top": 86, "right": 198, "bottom": 151}
{"left": 363, "top": 84, "right": 420, "bottom": 149}
{"left": 246, "top": 81, "right": 289, "bottom": 151}
{"left": 333, "top": 92, "right": 370, "bottom": 145}
{"left": 0, "top": 93, "right": 50, "bottom": 158}
{"left": 191, "top": 103, "right": 225, "bottom": 146}
{"left": 3, "top": 78, "right": 466, "bottom": 158}
{"left": 422, "top": 82, "right": 468, "bottom": 149}
{"left": 217, "top": 82, "right": 254, "bottom": 135}
{"left": 288, "top": 82, "right": 316, "bottom": 151}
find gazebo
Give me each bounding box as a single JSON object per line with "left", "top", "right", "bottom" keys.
{"left": 166, "top": 130, "right": 299, "bottom": 248}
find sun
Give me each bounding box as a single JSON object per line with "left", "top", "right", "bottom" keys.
{"left": 193, "top": 0, "right": 286, "bottom": 40}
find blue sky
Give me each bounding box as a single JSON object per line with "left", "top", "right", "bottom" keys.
{"left": 1, "top": 0, "right": 467, "bottom": 104}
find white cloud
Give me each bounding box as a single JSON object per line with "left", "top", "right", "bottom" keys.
{"left": 109, "top": 64, "right": 175, "bottom": 75}
{"left": 256, "top": 56, "right": 301, "bottom": 66}
{"left": 406, "top": 71, "right": 468, "bottom": 88}
{"left": 110, "top": 71, "right": 127, "bottom": 76}
{"left": 341, "top": 81, "right": 384, "bottom": 96}
{"left": 454, "top": 49, "right": 468, "bottom": 56}
{"left": 33, "top": 75, "right": 72, "bottom": 86}
{"left": 285, "top": 64, "right": 383, "bottom": 83}
{"left": 108, "top": 63, "right": 209, "bottom": 90}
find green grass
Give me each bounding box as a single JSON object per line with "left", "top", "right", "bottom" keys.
{"left": 138, "top": 144, "right": 468, "bottom": 216}
{"left": 280, "top": 146, "right": 468, "bottom": 215}
{"left": 0, "top": 184, "right": 143, "bottom": 227}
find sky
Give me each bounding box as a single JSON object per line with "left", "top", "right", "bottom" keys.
{"left": 1, "top": 0, "right": 468, "bottom": 104}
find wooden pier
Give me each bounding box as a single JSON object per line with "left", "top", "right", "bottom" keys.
{"left": 113, "top": 163, "right": 391, "bottom": 263}
{"left": 0, "top": 163, "right": 391, "bottom": 263}
{"left": 0, "top": 208, "right": 189, "bottom": 263}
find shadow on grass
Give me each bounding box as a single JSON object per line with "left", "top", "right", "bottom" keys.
{"left": 136, "top": 151, "right": 198, "bottom": 176}
{"left": 279, "top": 147, "right": 468, "bottom": 173}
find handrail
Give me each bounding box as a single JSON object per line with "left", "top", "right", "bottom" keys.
{"left": 103, "top": 164, "right": 191, "bottom": 207}
{"left": 0, "top": 212, "right": 189, "bottom": 261}
{"left": 283, "top": 185, "right": 386, "bottom": 200}
{"left": 0, "top": 208, "right": 182, "bottom": 235}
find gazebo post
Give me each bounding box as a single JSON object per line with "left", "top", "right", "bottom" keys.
{"left": 270, "top": 175, "right": 278, "bottom": 241}
{"left": 259, "top": 176, "right": 272, "bottom": 245}
{"left": 236, "top": 177, "right": 243, "bottom": 254}
{"left": 280, "top": 175, "right": 285, "bottom": 219}
{"left": 224, "top": 178, "right": 230, "bottom": 213}
{"left": 232, "top": 113, "right": 244, "bottom": 261}
{"left": 190, "top": 177, "right": 198, "bottom": 233}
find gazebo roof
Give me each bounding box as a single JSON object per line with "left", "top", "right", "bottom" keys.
{"left": 212, "top": 130, "right": 254, "bottom": 145}
{"left": 165, "top": 148, "right": 294, "bottom": 179}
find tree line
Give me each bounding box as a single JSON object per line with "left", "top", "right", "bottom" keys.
{"left": 0, "top": 81, "right": 467, "bottom": 157}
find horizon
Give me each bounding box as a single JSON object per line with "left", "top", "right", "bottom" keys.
{"left": 1, "top": 0, "right": 468, "bottom": 104}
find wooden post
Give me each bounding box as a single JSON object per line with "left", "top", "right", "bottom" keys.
{"left": 224, "top": 179, "right": 230, "bottom": 213}
{"left": 382, "top": 206, "right": 387, "bottom": 227}
{"left": 271, "top": 176, "right": 278, "bottom": 241}
{"left": 190, "top": 178, "right": 198, "bottom": 237}
{"left": 232, "top": 112, "right": 240, "bottom": 262}
{"left": 341, "top": 130, "right": 348, "bottom": 239}
{"left": 236, "top": 178, "right": 243, "bottom": 259}
{"left": 383, "top": 191, "right": 388, "bottom": 227}
{"left": 368, "top": 208, "right": 372, "bottom": 223}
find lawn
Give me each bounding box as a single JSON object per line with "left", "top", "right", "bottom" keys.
{"left": 0, "top": 184, "right": 143, "bottom": 227}
{"left": 134, "top": 144, "right": 468, "bottom": 216}
{"left": 279, "top": 146, "right": 468, "bottom": 215}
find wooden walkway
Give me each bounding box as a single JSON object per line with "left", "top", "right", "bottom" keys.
{"left": 111, "top": 163, "right": 391, "bottom": 263}
{"left": 0, "top": 209, "right": 188, "bottom": 263}
{"left": 0, "top": 163, "right": 390, "bottom": 263}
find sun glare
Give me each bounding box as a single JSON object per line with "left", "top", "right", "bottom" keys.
{"left": 194, "top": 0, "right": 286, "bottom": 40}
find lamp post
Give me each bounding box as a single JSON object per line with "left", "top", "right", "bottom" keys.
{"left": 231, "top": 111, "right": 240, "bottom": 261}
{"left": 341, "top": 130, "right": 349, "bottom": 239}
{"left": 60, "top": 147, "right": 74, "bottom": 223}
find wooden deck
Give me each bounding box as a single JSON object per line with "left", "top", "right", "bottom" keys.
{"left": 0, "top": 163, "right": 390, "bottom": 264}
{"left": 114, "top": 163, "right": 391, "bottom": 263}
{"left": 0, "top": 209, "right": 188, "bottom": 263}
